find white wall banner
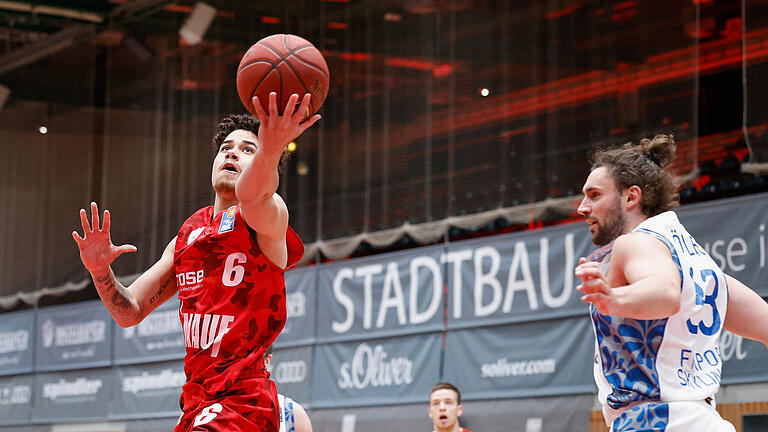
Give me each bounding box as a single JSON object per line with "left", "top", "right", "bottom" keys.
{"left": 0, "top": 374, "right": 34, "bottom": 425}
{"left": 113, "top": 296, "right": 185, "bottom": 365}
{"left": 275, "top": 268, "right": 317, "bottom": 347}
{"left": 316, "top": 245, "right": 446, "bottom": 342}
{"left": 311, "top": 333, "right": 441, "bottom": 408}
{"left": 111, "top": 359, "right": 184, "bottom": 419}
{"left": 32, "top": 368, "right": 112, "bottom": 422}
{"left": 35, "top": 300, "right": 112, "bottom": 371}
{"left": 443, "top": 316, "right": 595, "bottom": 400}
{"left": 271, "top": 345, "right": 314, "bottom": 405}
{"left": 0, "top": 310, "right": 33, "bottom": 376}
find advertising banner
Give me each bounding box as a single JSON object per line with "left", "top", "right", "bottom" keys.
{"left": 112, "top": 359, "right": 184, "bottom": 419}
{"left": 676, "top": 193, "right": 768, "bottom": 296}
{"left": 311, "top": 332, "right": 441, "bottom": 408}
{"left": 114, "top": 296, "right": 185, "bottom": 365}
{"left": 0, "top": 374, "right": 34, "bottom": 425}
{"left": 719, "top": 329, "right": 768, "bottom": 385}
{"left": 275, "top": 268, "right": 317, "bottom": 347}
{"left": 32, "top": 368, "right": 112, "bottom": 422}
{"left": 443, "top": 316, "right": 595, "bottom": 399}
{"left": 35, "top": 300, "right": 112, "bottom": 371}
{"left": 271, "top": 345, "right": 314, "bottom": 405}
{"left": 0, "top": 310, "right": 33, "bottom": 375}
{"left": 445, "top": 223, "right": 594, "bottom": 329}
{"left": 316, "top": 245, "right": 445, "bottom": 342}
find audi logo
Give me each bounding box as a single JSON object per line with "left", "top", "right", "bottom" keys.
{"left": 274, "top": 361, "right": 307, "bottom": 384}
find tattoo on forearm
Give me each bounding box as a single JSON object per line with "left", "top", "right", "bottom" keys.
{"left": 148, "top": 276, "right": 175, "bottom": 305}
{"left": 94, "top": 272, "right": 132, "bottom": 316}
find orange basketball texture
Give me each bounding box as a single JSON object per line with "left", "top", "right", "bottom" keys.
{"left": 236, "top": 34, "right": 330, "bottom": 118}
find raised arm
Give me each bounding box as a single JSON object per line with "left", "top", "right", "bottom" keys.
{"left": 724, "top": 274, "right": 768, "bottom": 350}
{"left": 576, "top": 233, "right": 681, "bottom": 319}
{"left": 236, "top": 92, "right": 319, "bottom": 268}
{"left": 72, "top": 202, "right": 178, "bottom": 327}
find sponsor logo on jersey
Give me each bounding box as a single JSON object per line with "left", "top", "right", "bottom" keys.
{"left": 187, "top": 227, "right": 205, "bottom": 245}
{"left": 274, "top": 360, "right": 307, "bottom": 384}
{"left": 219, "top": 206, "right": 236, "bottom": 234}
{"left": 177, "top": 270, "right": 204, "bottom": 292}
{"left": 338, "top": 343, "right": 413, "bottom": 390}
{"left": 181, "top": 312, "right": 234, "bottom": 357}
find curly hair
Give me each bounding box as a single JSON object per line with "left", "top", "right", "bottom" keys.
{"left": 590, "top": 134, "right": 679, "bottom": 217}
{"left": 211, "top": 114, "right": 291, "bottom": 173}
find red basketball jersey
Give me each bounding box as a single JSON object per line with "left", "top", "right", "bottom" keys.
{"left": 174, "top": 205, "right": 303, "bottom": 401}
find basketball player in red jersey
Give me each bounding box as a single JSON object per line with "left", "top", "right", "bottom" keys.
{"left": 429, "top": 383, "right": 474, "bottom": 432}
{"left": 72, "top": 92, "right": 320, "bottom": 431}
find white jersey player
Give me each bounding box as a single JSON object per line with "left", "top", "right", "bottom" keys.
{"left": 575, "top": 135, "right": 768, "bottom": 431}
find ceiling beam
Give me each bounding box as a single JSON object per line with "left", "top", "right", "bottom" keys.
{"left": 0, "top": 1, "right": 103, "bottom": 23}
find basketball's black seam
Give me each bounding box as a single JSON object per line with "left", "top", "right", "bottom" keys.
{"left": 238, "top": 43, "right": 313, "bottom": 110}
{"left": 240, "top": 60, "right": 279, "bottom": 112}
{"left": 280, "top": 53, "right": 313, "bottom": 113}
{"left": 237, "top": 43, "right": 313, "bottom": 73}
{"left": 249, "top": 65, "right": 283, "bottom": 113}
{"left": 288, "top": 51, "right": 329, "bottom": 80}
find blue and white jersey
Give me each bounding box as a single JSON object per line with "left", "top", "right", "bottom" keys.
{"left": 278, "top": 393, "right": 296, "bottom": 432}
{"left": 590, "top": 211, "right": 728, "bottom": 411}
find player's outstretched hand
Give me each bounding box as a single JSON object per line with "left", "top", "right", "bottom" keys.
{"left": 575, "top": 257, "right": 614, "bottom": 314}
{"left": 72, "top": 202, "right": 137, "bottom": 275}
{"left": 251, "top": 92, "right": 321, "bottom": 153}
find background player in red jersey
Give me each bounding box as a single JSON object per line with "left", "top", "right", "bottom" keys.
{"left": 72, "top": 92, "right": 320, "bottom": 432}
{"left": 429, "top": 383, "right": 475, "bottom": 432}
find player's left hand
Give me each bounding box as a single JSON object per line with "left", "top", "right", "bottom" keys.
{"left": 251, "top": 92, "right": 321, "bottom": 153}
{"left": 575, "top": 257, "right": 614, "bottom": 314}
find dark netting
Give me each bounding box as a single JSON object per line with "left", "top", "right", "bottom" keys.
{"left": 1, "top": 0, "right": 766, "bottom": 304}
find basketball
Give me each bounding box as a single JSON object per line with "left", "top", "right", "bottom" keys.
{"left": 236, "top": 34, "right": 330, "bottom": 119}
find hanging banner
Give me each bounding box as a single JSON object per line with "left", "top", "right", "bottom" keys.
{"left": 114, "top": 296, "right": 184, "bottom": 365}
{"left": 112, "top": 359, "right": 184, "bottom": 419}
{"left": 0, "top": 374, "right": 34, "bottom": 425}
{"left": 271, "top": 345, "right": 314, "bottom": 406}
{"left": 275, "top": 268, "right": 317, "bottom": 347}
{"left": 35, "top": 300, "right": 112, "bottom": 371}
{"left": 443, "top": 316, "right": 595, "bottom": 400}
{"left": 446, "top": 223, "right": 593, "bottom": 329}
{"left": 311, "top": 332, "right": 441, "bottom": 408}
{"left": 676, "top": 193, "right": 768, "bottom": 296}
{"left": 32, "top": 368, "right": 112, "bottom": 422}
{"left": 0, "top": 309, "right": 33, "bottom": 375}
{"left": 718, "top": 330, "right": 768, "bottom": 385}
{"left": 316, "top": 245, "right": 445, "bottom": 342}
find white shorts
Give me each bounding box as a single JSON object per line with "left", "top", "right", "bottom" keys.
{"left": 606, "top": 400, "right": 735, "bottom": 432}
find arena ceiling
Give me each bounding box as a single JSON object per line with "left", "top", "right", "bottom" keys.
{"left": 1, "top": 0, "right": 765, "bottom": 111}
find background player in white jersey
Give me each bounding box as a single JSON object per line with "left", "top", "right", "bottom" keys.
{"left": 574, "top": 134, "right": 768, "bottom": 431}
{"left": 264, "top": 345, "right": 313, "bottom": 432}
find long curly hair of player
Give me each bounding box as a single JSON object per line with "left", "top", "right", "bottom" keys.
{"left": 211, "top": 114, "right": 291, "bottom": 173}
{"left": 590, "top": 134, "right": 679, "bottom": 217}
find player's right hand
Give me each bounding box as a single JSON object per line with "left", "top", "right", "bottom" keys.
{"left": 72, "top": 202, "right": 137, "bottom": 275}
{"left": 575, "top": 257, "right": 614, "bottom": 314}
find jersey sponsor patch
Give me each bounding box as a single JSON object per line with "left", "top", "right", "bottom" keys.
{"left": 187, "top": 227, "right": 205, "bottom": 245}
{"left": 218, "top": 206, "right": 236, "bottom": 234}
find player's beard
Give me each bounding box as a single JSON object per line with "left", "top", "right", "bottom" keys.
{"left": 212, "top": 176, "right": 236, "bottom": 196}
{"left": 591, "top": 196, "right": 626, "bottom": 246}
